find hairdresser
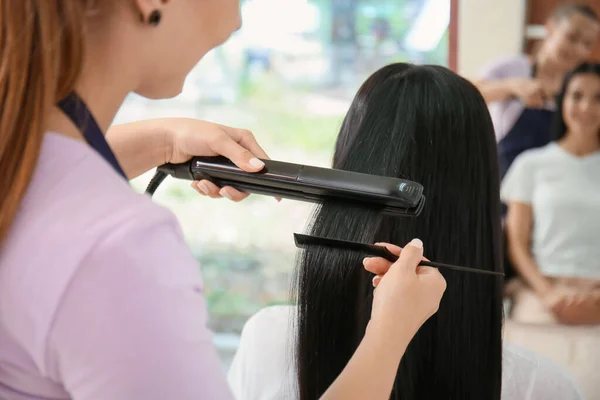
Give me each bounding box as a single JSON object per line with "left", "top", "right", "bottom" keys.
{"left": 0, "top": 2, "right": 446, "bottom": 399}
{"left": 474, "top": 3, "right": 600, "bottom": 180}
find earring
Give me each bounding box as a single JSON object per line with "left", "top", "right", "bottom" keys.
{"left": 148, "top": 10, "right": 162, "bottom": 26}
{"left": 140, "top": 10, "right": 162, "bottom": 26}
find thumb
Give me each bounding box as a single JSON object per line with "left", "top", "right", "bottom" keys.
{"left": 392, "top": 238, "right": 423, "bottom": 276}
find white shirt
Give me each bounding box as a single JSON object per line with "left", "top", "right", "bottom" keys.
{"left": 227, "top": 305, "right": 583, "bottom": 400}
{"left": 501, "top": 143, "right": 600, "bottom": 280}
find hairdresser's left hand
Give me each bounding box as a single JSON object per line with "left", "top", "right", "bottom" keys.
{"left": 364, "top": 243, "right": 431, "bottom": 288}
{"left": 166, "top": 118, "right": 271, "bottom": 201}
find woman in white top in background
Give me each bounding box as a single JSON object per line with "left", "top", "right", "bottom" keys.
{"left": 502, "top": 62, "right": 600, "bottom": 399}
{"left": 503, "top": 62, "right": 600, "bottom": 325}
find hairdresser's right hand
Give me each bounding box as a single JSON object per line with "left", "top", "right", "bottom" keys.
{"left": 364, "top": 239, "right": 447, "bottom": 336}
{"left": 162, "top": 118, "right": 271, "bottom": 201}
{"left": 508, "top": 78, "right": 548, "bottom": 108}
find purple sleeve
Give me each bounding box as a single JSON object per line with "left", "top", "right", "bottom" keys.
{"left": 45, "top": 213, "right": 232, "bottom": 400}
{"left": 478, "top": 55, "right": 530, "bottom": 81}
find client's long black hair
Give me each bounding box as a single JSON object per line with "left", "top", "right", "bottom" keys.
{"left": 294, "top": 63, "right": 503, "bottom": 400}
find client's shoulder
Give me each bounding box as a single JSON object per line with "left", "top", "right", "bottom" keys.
{"left": 242, "top": 305, "right": 296, "bottom": 339}
{"left": 502, "top": 342, "right": 583, "bottom": 400}
{"left": 237, "top": 305, "right": 297, "bottom": 367}
{"left": 228, "top": 306, "right": 298, "bottom": 398}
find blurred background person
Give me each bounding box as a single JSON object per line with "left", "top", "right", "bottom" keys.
{"left": 475, "top": 3, "right": 600, "bottom": 181}
{"left": 502, "top": 62, "right": 600, "bottom": 398}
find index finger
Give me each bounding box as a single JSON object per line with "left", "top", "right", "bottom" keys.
{"left": 374, "top": 242, "right": 402, "bottom": 256}
{"left": 363, "top": 242, "right": 402, "bottom": 275}
{"left": 376, "top": 242, "right": 430, "bottom": 262}
{"left": 210, "top": 128, "right": 267, "bottom": 173}
{"left": 390, "top": 238, "right": 424, "bottom": 276}
{"left": 232, "top": 128, "right": 271, "bottom": 161}
{"left": 365, "top": 241, "right": 431, "bottom": 275}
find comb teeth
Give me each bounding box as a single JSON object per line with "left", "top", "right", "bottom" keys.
{"left": 294, "top": 233, "right": 398, "bottom": 262}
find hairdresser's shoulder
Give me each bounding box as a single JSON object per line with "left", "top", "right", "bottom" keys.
{"left": 502, "top": 343, "right": 583, "bottom": 400}
{"left": 478, "top": 54, "right": 530, "bottom": 80}
{"left": 31, "top": 132, "right": 190, "bottom": 273}
{"left": 0, "top": 133, "right": 188, "bottom": 357}
{"left": 4, "top": 132, "right": 180, "bottom": 262}
{"left": 242, "top": 305, "right": 295, "bottom": 338}
{"left": 33, "top": 132, "right": 177, "bottom": 235}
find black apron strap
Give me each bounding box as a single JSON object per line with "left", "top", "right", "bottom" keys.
{"left": 57, "top": 92, "right": 127, "bottom": 180}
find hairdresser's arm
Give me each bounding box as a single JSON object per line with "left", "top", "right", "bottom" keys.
{"left": 319, "top": 319, "right": 413, "bottom": 400}
{"left": 106, "top": 119, "right": 171, "bottom": 179}
{"left": 106, "top": 118, "right": 269, "bottom": 193}
{"left": 505, "top": 201, "right": 552, "bottom": 296}
{"left": 320, "top": 240, "right": 445, "bottom": 400}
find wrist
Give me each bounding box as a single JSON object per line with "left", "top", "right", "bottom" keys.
{"left": 160, "top": 121, "right": 176, "bottom": 164}
{"left": 366, "top": 316, "right": 415, "bottom": 352}
{"left": 106, "top": 119, "right": 176, "bottom": 179}
{"left": 530, "top": 277, "right": 553, "bottom": 298}
{"left": 133, "top": 118, "right": 176, "bottom": 165}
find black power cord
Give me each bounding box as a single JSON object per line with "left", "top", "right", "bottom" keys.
{"left": 145, "top": 169, "right": 168, "bottom": 196}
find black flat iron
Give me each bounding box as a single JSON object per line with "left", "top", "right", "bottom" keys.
{"left": 146, "top": 156, "right": 426, "bottom": 217}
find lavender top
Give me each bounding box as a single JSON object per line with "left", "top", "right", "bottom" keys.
{"left": 478, "top": 54, "right": 556, "bottom": 142}
{"left": 0, "top": 133, "right": 233, "bottom": 399}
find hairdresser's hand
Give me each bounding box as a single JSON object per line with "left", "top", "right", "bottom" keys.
{"left": 364, "top": 239, "right": 446, "bottom": 336}
{"left": 508, "top": 78, "right": 548, "bottom": 108}
{"left": 165, "top": 118, "right": 270, "bottom": 201}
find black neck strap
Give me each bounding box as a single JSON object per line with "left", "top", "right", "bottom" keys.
{"left": 57, "top": 92, "right": 127, "bottom": 180}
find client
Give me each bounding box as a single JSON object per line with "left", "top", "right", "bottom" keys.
{"left": 228, "top": 63, "right": 582, "bottom": 400}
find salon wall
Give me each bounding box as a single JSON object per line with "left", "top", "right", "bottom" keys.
{"left": 457, "top": 0, "right": 526, "bottom": 78}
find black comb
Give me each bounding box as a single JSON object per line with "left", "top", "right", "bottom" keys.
{"left": 294, "top": 233, "right": 504, "bottom": 277}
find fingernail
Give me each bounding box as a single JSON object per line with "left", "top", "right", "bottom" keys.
{"left": 249, "top": 158, "right": 265, "bottom": 169}
{"left": 363, "top": 257, "right": 373, "bottom": 266}
{"left": 372, "top": 276, "right": 381, "bottom": 287}
{"left": 221, "top": 189, "right": 233, "bottom": 201}
{"left": 197, "top": 182, "right": 209, "bottom": 195}
{"left": 409, "top": 238, "right": 423, "bottom": 249}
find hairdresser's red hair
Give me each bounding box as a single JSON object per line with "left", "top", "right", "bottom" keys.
{"left": 0, "top": 1, "right": 87, "bottom": 243}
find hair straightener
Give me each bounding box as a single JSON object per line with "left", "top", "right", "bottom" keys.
{"left": 294, "top": 234, "right": 504, "bottom": 277}
{"left": 145, "top": 156, "right": 426, "bottom": 217}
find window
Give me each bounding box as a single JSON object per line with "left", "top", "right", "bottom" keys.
{"left": 115, "top": 0, "right": 453, "bottom": 367}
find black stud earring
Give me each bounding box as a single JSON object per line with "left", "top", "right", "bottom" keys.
{"left": 148, "top": 10, "right": 162, "bottom": 26}
{"left": 146, "top": 10, "right": 162, "bottom": 26}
